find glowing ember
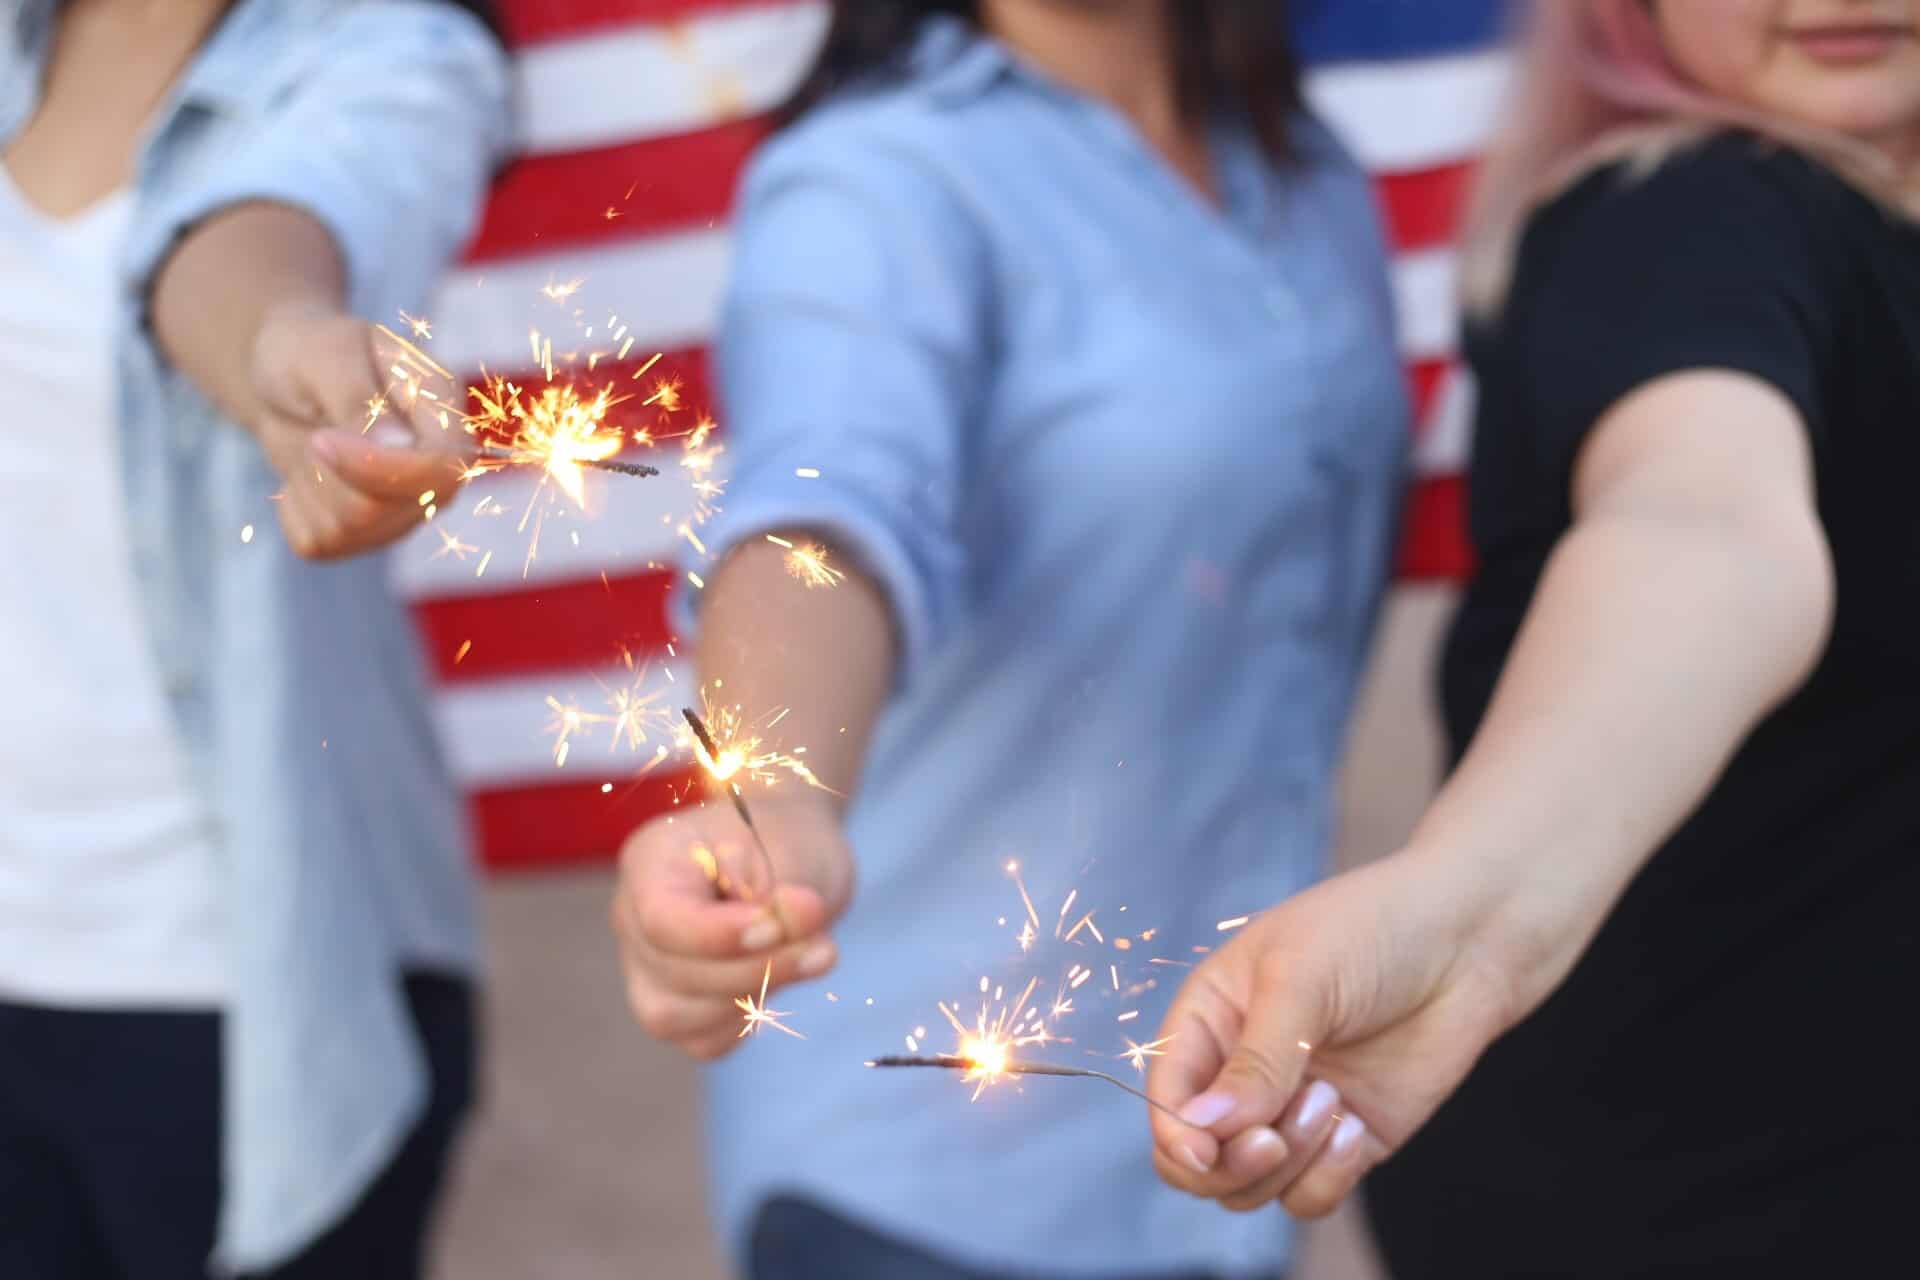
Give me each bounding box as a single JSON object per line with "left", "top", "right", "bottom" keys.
{"left": 959, "top": 1033, "right": 1011, "bottom": 1080}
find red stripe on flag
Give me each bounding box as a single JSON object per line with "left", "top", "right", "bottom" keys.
{"left": 472, "top": 769, "right": 699, "bottom": 870}
{"left": 417, "top": 571, "right": 678, "bottom": 682}
{"left": 499, "top": 0, "right": 805, "bottom": 50}
{"left": 1407, "top": 357, "right": 1449, "bottom": 425}
{"left": 465, "top": 122, "right": 766, "bottom": 263}
{"left": 1374, "top": 161, "right": 1475, "bottom": 254}
{"left": 1396, "top": 473, "right": 1471, "bottom": 582}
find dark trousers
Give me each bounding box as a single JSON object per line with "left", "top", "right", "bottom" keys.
{"left": 0, "top": 975, "right": 473, "bottom": 1280}
{"left": 749, "top": 1195, "right": 1284, "bottom": 1280}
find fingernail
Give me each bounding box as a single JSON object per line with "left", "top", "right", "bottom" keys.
{"left": 1246, "top": 1127, "right": 1285, "bottom": 1158}
{"left": 1296, "top": 1080, "right": 1339, "bottom": 1133}
{"left": 797, "top": 942, "right": 834, "bottom": 976}
{"left": 740, "top": 919, "right": 781, "bottom": 951}
{"left": 1178, "top": 1145, "right": 1212, "bottom": 1175}
{"left": 370, "top": 421, "right": 414, "bottom": 448}
{"left": 310, "top": 434, "right": 340, "bottom": 466}
{"left": 1330, "top": 1112, "right": 1366, "bottom": 1156}
{"left": 1178, "top": 1092, "right": 1234, "bottom": 1129}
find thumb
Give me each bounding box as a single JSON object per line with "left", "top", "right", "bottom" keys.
{"left": 1178, "top": 952, "right": 1328, "bottom": 1141}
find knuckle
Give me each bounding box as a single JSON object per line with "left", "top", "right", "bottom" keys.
{"left": 334, "top": 492, "right": 382, "bottom": 530}
{"left": 1284, "top": 1181, "right": 1341, "bottom": 1221}
{"left": 1226, "top": 1042, "right": 1289, "bottom": 1095}
{"left": 624, "top": 979, "right": 669, "bottom": 1036}
{"left": 686, "top": 1035, "right": 734, "bottom": 1063}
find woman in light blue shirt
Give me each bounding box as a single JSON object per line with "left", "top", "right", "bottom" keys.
{"left": 611, "top": 2, "right": 1407, "bottom": 1276}
{"left": 0, "top": 2, "right": 507, "bottom": 1275}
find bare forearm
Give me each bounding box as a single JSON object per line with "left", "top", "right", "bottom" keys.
{"left": 1410, "top": 508, "right": 1830, "bottom": 1009}
{"left": 149, "top": 202, "right": 346, "bottom": 429}
{"left": 696, "top": 538, "right": 897, "bottom": 806}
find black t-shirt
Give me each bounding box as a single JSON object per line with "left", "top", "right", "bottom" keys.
{"left": 1367, "top": 134, "right": 1920, "bottom": 1278}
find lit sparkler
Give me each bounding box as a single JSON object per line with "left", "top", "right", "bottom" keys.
{"left": 464, "top": 372, "right": 639, "bottom": 508}
{"left": 684, "top": 706, "right": 792, "bottom": 943}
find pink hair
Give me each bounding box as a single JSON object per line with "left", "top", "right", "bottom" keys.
{"left": 1462, "top": 0, "right": 1881, "bottom": 310}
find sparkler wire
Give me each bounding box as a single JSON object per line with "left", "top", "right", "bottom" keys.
{"left": 682, "top": 707, "right": 793, "bottom": 942}
{"left": 865, "top": 1055, "right": 1202, "bottom": 1128}
{"left": 478, "top": 444, "right": 659, "bottom": 478}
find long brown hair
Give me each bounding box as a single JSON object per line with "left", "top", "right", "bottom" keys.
{"left": 778, "top": 0, "right": 1303, "bottom": 162}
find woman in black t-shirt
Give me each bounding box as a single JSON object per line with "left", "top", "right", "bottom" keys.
{"left": 1140, "top": 3, "right": 1920, "bottom": 1274}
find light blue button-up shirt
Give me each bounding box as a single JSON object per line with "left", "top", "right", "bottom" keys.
{"left": 0, "top": 3, "right": 508, "bottom": 1270}
{"left": 684, "top": 17, "right": 1408, "bottom": 1278}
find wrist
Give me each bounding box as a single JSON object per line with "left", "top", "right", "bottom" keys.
{"left": 1393, "top": 830, "right": 1620, "bottom": 1033}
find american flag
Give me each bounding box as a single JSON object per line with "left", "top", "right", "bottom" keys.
{"left": 401, "top": 0, "right": 1513, "bottom": 871}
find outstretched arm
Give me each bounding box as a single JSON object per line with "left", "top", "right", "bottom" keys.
{"left": 1147, "top": 370, "right": 1833, "bottom": 1217}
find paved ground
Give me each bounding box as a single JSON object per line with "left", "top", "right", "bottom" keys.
{"left": 434, "top": 589, "right": 1454, "bottom": 1280}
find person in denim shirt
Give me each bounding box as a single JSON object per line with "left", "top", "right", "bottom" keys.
{"left": 610, "top": 2, "right": 1409, "bottom": 1277}
{"left": 0, "top": 2, "right": 508, "bottom": 1275}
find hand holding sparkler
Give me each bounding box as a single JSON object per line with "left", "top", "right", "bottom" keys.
{"left": 1146, "top": 860, "right": 1509, "bottom": 1220}
{"left": 612, "top": 791, "right": 853, "bottom": 1061}
{"left": 248, "top": 304, "right": 476, "bottom": 559}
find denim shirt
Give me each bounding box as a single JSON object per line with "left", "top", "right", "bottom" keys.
{"left": 680, "top": 18, "right": 1409, "bottom": 1278}
{"left": 1, "top": 2, "right": 509, "bottom": 1269}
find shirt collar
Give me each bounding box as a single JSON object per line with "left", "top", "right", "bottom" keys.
{"left": 170, "top": 0, "right": 334, "bottom": 116}
{"left": 913, "top": 15, "right": 1020, "bottom": 108}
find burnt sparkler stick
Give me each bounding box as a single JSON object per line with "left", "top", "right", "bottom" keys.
{"left": 866, "top": 1055, "right": 1201, "bottom": 1128}
{"left": 683, "top": 707, "right": 792, "bottom": 943}
{"left": 478, "top": 444, "right": 660, "bottom": 478}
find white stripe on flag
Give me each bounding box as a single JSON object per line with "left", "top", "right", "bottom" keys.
{"left": 515, "top": 3, "right": 831, "bottom": 155}
{"left": 434, "top": 660, "right": 696, "bottom": 789}
{"left": 1306, "top": 50, "right": 1511, "bottom": 173}
{"left": 429, "top": 231, "right": 1456, "bottom": 384}
{"left": 511, "top": 6, "right": 1505, "bottom": 175}
{"left": 393, "top": 451, "right": 732, "bottom": 599}
{"left": 426, "top": 227, "right": 731, "bottom": 376}
{"left": 1394, "top": 247, "right": 1458, "bottom": 363}
{"left": 1414, "top": 366, "right": 1476, "bottom": 476}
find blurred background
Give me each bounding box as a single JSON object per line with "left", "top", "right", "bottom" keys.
{"left": 407, "top": 2, "right": 1507, "bottom": 1275}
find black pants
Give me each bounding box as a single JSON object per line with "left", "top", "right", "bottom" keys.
{"left": 0, "top": 975, "right": 473, "bottom": 1280}
{"left": 749, "top": 1195, "right": 1284, "bottom": 1280}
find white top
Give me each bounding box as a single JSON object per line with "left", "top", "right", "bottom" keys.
{"left": 0, "top": 166, "right": 225, "bottom": 1007}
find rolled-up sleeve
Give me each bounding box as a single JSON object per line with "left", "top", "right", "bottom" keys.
{"left": 137, "top": 4, "right": 512, "bottom": 321}
{"left": 681, "top": 128, "right": 991, "bottom": 685}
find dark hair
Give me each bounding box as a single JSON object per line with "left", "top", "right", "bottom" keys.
{"left": 437, "top": 0, "right": 502, "bottom": 40}
{"left": 779, "top": 1, "right": 1302, "bottom": 161}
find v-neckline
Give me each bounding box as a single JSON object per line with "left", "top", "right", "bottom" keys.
{"left": 0, "top": 160, "right": 132, "bottom": 237}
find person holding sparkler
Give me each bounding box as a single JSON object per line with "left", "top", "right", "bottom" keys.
{"left": 0, "top": 2, "right": 506, "bottom": 1276}
{"left": 1148, "top": 1, "right": 1920, "bottom": 1275}
{"left": 610, "top": 2, "right": 1409, "bottom": 1276}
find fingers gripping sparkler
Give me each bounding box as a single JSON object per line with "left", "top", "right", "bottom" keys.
{"left": 682, "top": 706, "right": 793, "bottom": 943}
